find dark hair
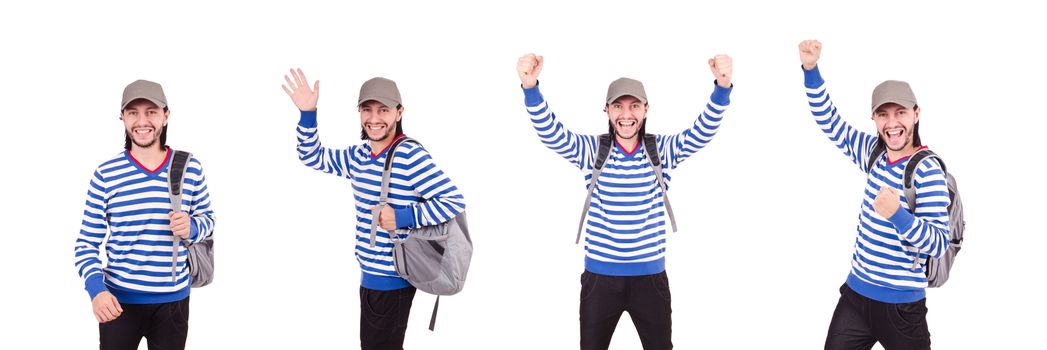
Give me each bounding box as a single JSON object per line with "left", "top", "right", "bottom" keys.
{"left": 123, "top": 106, "right": 169, "bottom": 150}
{"left": 360, "top": 104, "right": 404, "bottom": 140}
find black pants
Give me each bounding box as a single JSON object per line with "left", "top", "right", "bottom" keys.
{"left": 580, "top": 270, "right": 672, "bottom": 350}
{"left": 360, "top": 286, "right": 417, "bottom": 350}
{"left": 98, "top": 297, "right": 190, "bottom": 350}
{"left": 825, "top": 284, "right": 931, "bottom": 350}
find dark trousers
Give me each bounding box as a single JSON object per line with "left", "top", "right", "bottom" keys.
{"left": 825, "top": 284, "right": 931, "bottom": 350}
{"left": 580, "top": 270, "right": 672, "bottom": 350}
{"left": 360, "top": 286, "right": 417, "bottom": 350}
{"left": 98, "top": 296, "right": 190, "bottom": 350}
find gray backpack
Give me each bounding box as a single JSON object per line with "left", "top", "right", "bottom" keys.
{"left": 577, "top": 134, "right": 677, "bottom": 244}
{"left": 868, "top": 145, "right": 965, "bottom": 287}
{"left": 369, "top": 137, "right": 473, "bottom": 331}
{"left": 168, "top": 150, "right": 215, "bottom": 288}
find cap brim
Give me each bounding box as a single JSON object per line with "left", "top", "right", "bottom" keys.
{"left": 606, "top": 93, "right": 647, "bottom": 105}
{"left": 872, "top": 99, "right": 916, "bottom": 112}
{"left": 358, "top": 97, "right": 399, "bottom": 109}
{"left": 122, "top": 96, "right": 167, "bottom": 110}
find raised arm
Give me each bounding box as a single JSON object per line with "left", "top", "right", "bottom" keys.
{"left": 517, "top": 53, "right": 598, "bottom": 170}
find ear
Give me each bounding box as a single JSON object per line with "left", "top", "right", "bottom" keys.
{"left": 913, "top": 106, "right": 920, "bottom": 124}
{"left": 397, "top": 106, "right": 404, "bottom": 122}
{"left": 163, "top": 109, "right": 170, "bottom": 126}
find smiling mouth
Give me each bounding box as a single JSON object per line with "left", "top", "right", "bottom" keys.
{"left": 617, "top": 120, "right": 637, "bottom": 128}
{"left": 133, "top": 127, "right": 154, "bottom": 135}
{"left": 366, "top": 124, "right": 387, "bottom": 132}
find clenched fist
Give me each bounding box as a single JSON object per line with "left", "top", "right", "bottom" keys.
{"left": 517, "top": 53, "right": 544, "bottom": 89}
{"left": 708, "top": 55, "right": 733, "bottom": 88}
{"left": 92, "top": 291, "right": 123, "bottom": 323}
{"left": 169, "top": 211, "right": 191, "bottom": 239}
{"left": 799, "top": 40, "right": 822, "bottom": 71}
{"left": 873, "top": 186, "right": 902, "bottom": 219}
{"left": 372, "top": 204, "right": 398, "bottom": 231}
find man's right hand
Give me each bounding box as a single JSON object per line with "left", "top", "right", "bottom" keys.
{"left": 92, "top": 291, "right": 123, "bottom": 323}
{"left": 517, "top": 53, "right": 544, "bottom": 89}
{"left": 282, "top": 68, "right": 320, "bottom": 111}
{"left": 799, "top": 40, "right": 822, "bottom": 71}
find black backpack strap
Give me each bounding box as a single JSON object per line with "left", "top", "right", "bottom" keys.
{"left": 369, "top": 137, "right": 415, "bottom": 247}
{"left": 168, "top": 149, "right": 192, "bottom": 282}
{"left": 643, "top": 134, "right": 660, "bottom": 167}
{"left": 576, "top": 134, "right": 615, "bottom": 244}
{"left": 867, "top": 140, "right": 885, "bottom": 174}
{"left": 593, "top": 134, "right": 614, "bottom": 170}
{"left": 901, "top": 149, "right": 944, "bottom": 212}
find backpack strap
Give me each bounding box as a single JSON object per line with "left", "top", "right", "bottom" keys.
{"left": 428, "top": 295, "right": 440, "bottom": 331}
{"left": 899, "top": 148, "right": 946, "bottom": 272}
{"left": 369, "top": 136, "right": 414, "bottom": 247}
{"left": 866, "top": 140, "right": 886, "bottom": 174}
{"left": 901, "top": 149, "right": 943, "bottom": 212}
{"left": 576, "top": 134, "right": 614, "bottom": 244}
{"left": 643, "top": 134, "right": 676, "bottom": 233}
{"left": 168, "top": 150, "right": 192, "bottom": 282}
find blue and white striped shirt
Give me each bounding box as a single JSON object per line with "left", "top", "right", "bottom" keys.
{"left": 297, "top": 110, "right": 466, "bottom": 290}
{"left": 804, "top": 65, "right": 951, "bottom": 303}
{"left": 74, "top": 148, "right": 216, "bottom": 304}
{"left": 522, "top": 82, "right": 731, "bottom": 276}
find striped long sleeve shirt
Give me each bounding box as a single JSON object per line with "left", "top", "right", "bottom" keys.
{"left": 522, "top": 82, "right": 731, "bottom": 276}
{"left": 296, "top": 110, "right": 466, "bottom": 291}
{"left": 804, "top": 65, "right": 951, "bottom": 303}
{"left": 74, "top": 148, "right": 215, "bottom": 304}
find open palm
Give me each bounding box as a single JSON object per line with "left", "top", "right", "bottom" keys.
{"left": 282, "top": 68, "right": 319, "bottom": 111}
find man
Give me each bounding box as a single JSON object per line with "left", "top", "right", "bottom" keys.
{"left": 516, "top": 53, "right": 733, "bottom": 349}
{"left": 74, "top": 80, "right": 216, "bottom": 349}
{"left": 282, "top": 69, "right": 466, "bottom": 349}
{"left": 798, "top": 40, "right": 951, "bottom": 350}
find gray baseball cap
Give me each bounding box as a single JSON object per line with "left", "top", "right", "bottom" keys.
{"left": 871, "top": 80, "right": 917, "bottom": 112}
{"left": 121, "top": 80, "right": 167, "bottom": 110}
{"left": 358, "top": 77, "right": 402, "bottom": 108}
{"left": 606, "top": 77, "right": 647, "bottom": 105}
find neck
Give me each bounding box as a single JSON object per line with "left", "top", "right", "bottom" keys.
{"left": 370, "top": 134, "right": 403, "bottom": 156}
{"left": 130, "top": 145, "right": 167, "bottom": 169}
{"left": 886, "top": 144, "right": 919, "bottom": 162}
{"left": 616, "top": 135, "right": 639, "bottom": 151}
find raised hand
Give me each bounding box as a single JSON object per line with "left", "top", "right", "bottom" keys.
{"left": 517, "top": 53, "right": 544, "bottom": 89}
{"left": 282, "top": 68, "right": 320, "bottom": 111}
{"left": 799, "top": 40, "right": 822, "bottom": 71}
{"left": 708, "top": 54, "right": 733, "bottom": 88}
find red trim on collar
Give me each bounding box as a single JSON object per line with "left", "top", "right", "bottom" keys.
{"left": 887, "top": 145, "right": 929, "bottom": 165}
{"left": 128, "top": 147, "right": 171, "bottom": 173}
{"left": 615, "top": 138, "right": 640, "bottom": 155}
{"left": 371, "top": 134, "right": 407, "bottom": 158}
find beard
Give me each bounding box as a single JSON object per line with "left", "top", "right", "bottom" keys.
{"left": 125, "top": 129, "right": 158, "bottom": 149}
{"left": 360, "top": 122, "right": 397, "bottom": 142}
{"left": 879, "top": 126, "right": 913, "bottom": 152}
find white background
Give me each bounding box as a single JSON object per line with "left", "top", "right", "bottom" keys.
{"left": 2, "top": 1, "right": 1043, "bottom": 349}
